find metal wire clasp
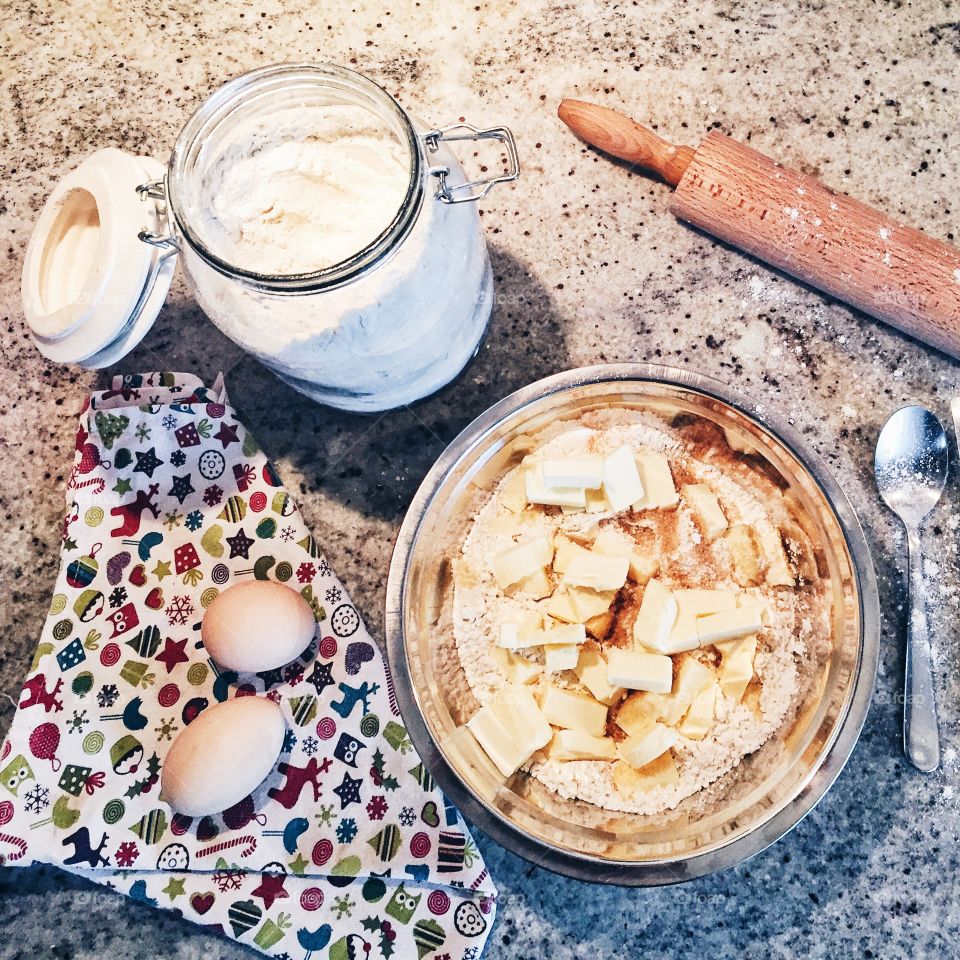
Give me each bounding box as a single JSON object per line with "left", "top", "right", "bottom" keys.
{"left": 423, "top": 123, "right": 520, "bottom": 204}
{"left": 135, "top": 177, "right": 180, "bottom": 262}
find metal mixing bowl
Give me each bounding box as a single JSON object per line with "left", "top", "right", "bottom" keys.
{"left": 385, "top": 364, "right": 879, "bottom": 884}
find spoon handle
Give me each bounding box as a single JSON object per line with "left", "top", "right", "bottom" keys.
{"left": 904, "top": 527, "right": 940, "bottom": 772}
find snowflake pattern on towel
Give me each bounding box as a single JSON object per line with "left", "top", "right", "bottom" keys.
{"left": 0, "top": 372, "right": 496, "bottom": 960}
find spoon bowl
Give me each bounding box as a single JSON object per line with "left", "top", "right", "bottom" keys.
{"left": 874, "top": 404, "right": 948, "bottom": 773}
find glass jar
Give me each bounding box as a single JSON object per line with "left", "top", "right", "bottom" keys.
{"left": 22, "top": 63, "right": 519, "bottom": 412}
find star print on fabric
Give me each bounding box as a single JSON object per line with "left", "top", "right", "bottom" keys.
{"left": 155, "top": 637, "right": 189, "bottom": 673}
{"left": 251, "top": 871, "right": 289, "bottom": 909}
{"left": 306, "top": 660, "right": 335, "bottom": 695}
{"left": 168, "top": 473, "right": 195, "bottom": 505}
{"left": 225, "top": 528, "right": 254, "bottom": 560}
{"left": 288, "top": 852, "right": 308, "bottom": 875}
{"left": 152, "top": 560, "right": 172, "bottom": 581}
{"left": 162, "top": 876, "right": 185, "bottom": 900}
{"left": 113, "top": 477, "right": 132, "bottom": 495}
{"left": 332, "top": 771, "right": 363, "bottom": 809}
{"left": 214, "top": 421, "right": 240, "bottom": 448}
{"left": 133, "top": 447, "right": 164, "bottom": 478}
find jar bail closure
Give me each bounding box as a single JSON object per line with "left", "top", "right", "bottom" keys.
{"left": 423, "top": 123, "right": 520, "bottom": 204}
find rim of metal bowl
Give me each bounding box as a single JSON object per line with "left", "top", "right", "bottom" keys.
{"left": 385, "top": 363, "right": 880, "bottom": 885}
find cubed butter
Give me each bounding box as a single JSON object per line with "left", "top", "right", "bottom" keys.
{"left": 498, "top": 469, "right": 529, "bottom": 513}
{"left": 492, "top": 536, "right": 554, "bottom": 590}
{"left": 682, "top": 483, "right": 729, "bottom": 541}
{"left": 585, "top": 487, "right": 612, "bottom": 513}
{"left": 546, "top": 729, "right": 617, "bottom": 761}
{"left": 466, "top": 686, "right": 552, "bottom": 777}
{"left": 544, "top": 643, "right": 580, "bottom": 673}
{"left": 718, "top": 635, "right": 757, "bottom": 702}
{"left": 592, "top": 526, "right": 659, "bottom": 584}
{"left": 678, "top": 677, "right": 717, "bottom": 739}
{"left": 495, "top": 612, "right": 542, "bottom": 649}
{"left": 616, "top": 722, "right": 678, "bottom": 770}
{"left": 664, "top": 589, "right": 738, "bottom": 654}
{"left": 631, "top": 579, "right": 678, "bottom": 651}
{"left": 490, "top": 645, "right": 542, "bottom": 685}
{"left": 584, "top": 610, "right": 614, "bottom": 641}
{"left": 697, "top": 605, "right": 764, "bottom": 644}
{"left": 765, "top": 531, "right": 796, "bottom": 587}
{"left": 614, "top": 692, "right": 666, "bottom": 736}
{"left": 542, "top": 458, "right": 604, "bottom": 489}
{"left": 575, "top": 644, "right": 625, "bottom": 706}
{"left": 568, "top": 585, "right": 618, "bottom": 621}
{"left": 563, "top": 552, "right": 629, "bottom": 591}
{"left": 665, "top": 657, "right": 716, "bottom": 726}
{"left": 512, "top": 566, "right": 553, "bottom": 600}
{"left": 525, "top": 465, "right": 587, "bottom": 508}
{"left": 546, "top": 588, "right": 580, "bottom": 624}
{"left": 534, "top": 622, "right": 588, "bottom": 648}
{"left": 601, "top": 444, "right": 645, "bottom": 512}
{"left": 552, "top": 533, "right": 592, "bottom": 575}
{"left": 612, "top": 753, "right": 680, "bottom": 794}
{"left": 632, "top": 450, "right": 679, "bottom": 510}
{"left": 725, "top": 523, "right": 763, "bottom": 586}
{"left": 606, "top": 648, "right": 673, "bottom": 693}
{"left": 539, "top": 684, "right": 609, "bottom": 737}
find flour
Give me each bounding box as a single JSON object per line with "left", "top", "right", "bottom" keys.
{"left": 450, "top": 410, "right": 832, "bottom": 815}
{"left": 198, "top": 104, "right": 410, "bottom": 275}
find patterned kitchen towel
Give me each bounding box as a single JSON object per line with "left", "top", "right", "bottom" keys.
{"left": 0, "top": 372, "right": 496, "bottom": 960}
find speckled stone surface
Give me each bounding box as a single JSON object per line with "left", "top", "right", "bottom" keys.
{"left": 2, "top": 1, "right": 960, "bottom": 957}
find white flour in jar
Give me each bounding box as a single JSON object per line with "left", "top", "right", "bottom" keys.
{"left": 197, "top": 104, "right": 410, "bottom": 276}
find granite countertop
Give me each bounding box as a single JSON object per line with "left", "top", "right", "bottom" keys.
{"left": 2, "top": 1, "right": 959, "bottom": 957}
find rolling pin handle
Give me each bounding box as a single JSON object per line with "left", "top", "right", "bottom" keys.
{"left": 557, "top": 99, "right": 695, "bottom": 187}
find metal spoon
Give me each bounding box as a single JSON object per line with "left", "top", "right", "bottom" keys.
{"left": 875, "top": 405, "right": 948, "bottom": 772}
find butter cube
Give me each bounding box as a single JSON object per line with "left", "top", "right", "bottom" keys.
{"left": 633, "top": 451, "right": 679, "bottom": 510}
{"left": 679, "top": 677, "right": 717, "bottom": 739}
{"left": 546, "top": 588, "right": 580, "bottom": 624}
{"left": 535, "top": 622, "right": 587, "bottom": 648}
{"left": 584, "top": 610, "right": 614, "bottom": 641}
{"left": 613, "top": 753, "right": 681, "bottom": 794}
{"left": 606, "top": 648, "right": 673, "bottom": 693}
{"left": 632, "top": 579, "right": 678, "bottom": 651}
{"left": 490, "top": 646, "right": 542, "bottom": 685}
{"left": 664, "top": 589, "right": 738, "bottom": 654}
{"left": 682, "top": 483, "right": 728, "bottom": 541}
{"left": 575, "top": 644, "right": 625, "bottom": 706}
{"left": 498, "top": 470, "right": 529, "bottom": 513}
{"left": 542, "top": 458, "right": 604, "bottom": 489}
{"left": 614, "top": 692, "right": 665, "bottom": 736}
{"left": 563, "top": 552, "right": 629, "bottom": 591}
{"left": 601, "top": 444, "right": 646, "bottom": 512}
{"left": 525, "top": 465, "right": 587, "bottom": 508}
{"left": 492, "top": 536, "right": 554, "bottom": 589}
{"left": 495, "top": 612, "right": 542, "bottom": 649}
{"left": 718, "top": 635, "right": 757, "bottom": 702}
{"left": 552, "top": 534, "right": 592, "bottom": 575}
{"left": 665, "top": 658, "right": 716, "bottom": 726}
{"left": 585, "top": 487, "right": 612, "bottom": 513}
{"left": 539, "top": 684, "right": 609, "bottom": 737}
{"left": 725, "top": 523, "right": 763, "bottom": 586}
{"left": 568, "top": 586, "right": 618, "bottom": 621}
{"left": 765, "top": 531, "right": 796, "bottom": 587}
{"left": 512, "top": 566, "right": 553, "bottom": 600}
{"left": 546, "top": 729, "right": 617, "bottom": 761}
{"left": 592, "top": 527, "right": 659, "bottom": 584}
{"left": 544, "top": 643, "right": 580, "bottom": 673}
{"left": 467, "top": 686, "right": 552, "bottom": 777}
{"left": 616, "top": 722, "right": 678, "bottom": 770}
{"left": 697, "top": 606, "right": 764, "bottom": 645}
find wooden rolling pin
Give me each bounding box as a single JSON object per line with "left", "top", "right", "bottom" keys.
{"left": 558, "top": 99, "right": 960, "bottom": 357}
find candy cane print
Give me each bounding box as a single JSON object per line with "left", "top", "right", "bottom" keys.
{"left": 196, "top": 835, "right": 257, "bottom": 859}
{"left": 469, "top": 868, "right": 489, "bottom": 891}
{"left": 0, "top": 834, "right": 28, "bottom": 863}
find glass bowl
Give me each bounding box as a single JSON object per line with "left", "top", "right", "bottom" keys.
{"left": 385, "top": 364, "right": 879, "bottom": 884}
